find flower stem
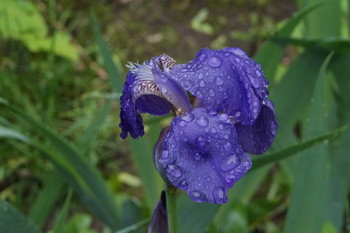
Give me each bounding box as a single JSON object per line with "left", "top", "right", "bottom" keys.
{"left": 166, "top": 186, "right": 178, "bottom": 233}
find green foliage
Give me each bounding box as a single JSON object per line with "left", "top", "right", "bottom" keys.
{"left": 0, "top": 0, "right": 78, "bottom": 61}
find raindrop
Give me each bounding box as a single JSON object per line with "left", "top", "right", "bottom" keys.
{"left": 195, "top": 135, "right": 206, "bottom": 147}
{"left": 179, "top": 120, "right": 187, "bottom": 127}
{"left": 161, "top": 150, "right": 168, "bottom": 159}
{"left": 183, "top": 113, "right": 194, "bottom": 122}
{"left": 219, "top": 113, "right": 228, "bottom": 121}
{"left": 235, "top": 112, "right": 241, "bottom": 117}
{"left": 199, "top": 80, "right": 206, "bottom": 87}
{"left": 179, "top": 180, "right": 188, "bottom": 190}
{"left": 255, "top": 70, "right": 262, "bottom": 76}
{"left": 190, "top": 190, "right": 207, "bottom": 202}
{"left": 213, "top": 187, "right": 226, "bottom": 203}
{"left": 166, "top": 164, "right": 183, "bottom": 178}
{"left": 196, "top": 116, "right": 209, "bottom": 127}
{"left": 210, "top": 128, "right": 217, "bottom": 133}
{"left": 198, "top": 73, "right": 204, "bottom": 79}
{"left": 223, "top": 141, "right": 232, "bottom": 151}
{"left": 196, "top": 90, "right": 203, "bottom": 98}
{"left": 199, "top": 53, "right": 208, "bottom": 61}
{"left": 215, "top": 76, "right": 224, "bottom": 85}
{"left": 208, "top": 56, "right": 222, "bottom": 68}
{"left": 219, "top": 124, "right": 224, "bottom": 129}
{"left": 181, "top": 80, "right": 192, "bottom": 89}
{"left": 220, "top": 154, "right": 240, "bottom": 172}
{"left": 248, "top": 74, "right": 260, "bottom": 88}
{"left": 209, "top": 89, "right": 216, "bottom": 97}
{"left": 194, "top": 152, "right": 201, "bottom": 160}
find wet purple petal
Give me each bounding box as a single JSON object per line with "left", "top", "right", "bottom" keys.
{"left": 235, "top": 99, "right": 278, "bottom": 154}
{"left": 170, "top": 47, "right": 269, "bottom": 125}
{"left": 119, "top": 55, "right": 191, "bottom": 139}
{"left": 159, "top": 108, "right": 252, "bottom": 204}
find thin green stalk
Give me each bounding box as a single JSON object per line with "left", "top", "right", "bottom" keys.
{"left": 166, "top": 187, "right": 178, "bottom": 233}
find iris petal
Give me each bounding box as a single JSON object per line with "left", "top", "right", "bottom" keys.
{"left": 170, "top": 47, "right": 269, "bottom": 125}
{"left": 119, "top": 55, "right": 191, "bottom": 139}
{"left": 159, "top": 108, "right": 252, "bottom": 204}
{"left": 235, "top": 99, "right": 279, "bottom": 154}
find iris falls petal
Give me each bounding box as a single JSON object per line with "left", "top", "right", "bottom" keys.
{"left": 159, "top": 108, "right": 252, "bottom": 204}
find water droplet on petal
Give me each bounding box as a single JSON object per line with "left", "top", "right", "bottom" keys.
{"left": 196, "top": 90, "right": 203, "bottom": 98}
{"left": 195, "top": 135, "right": 206, "bottom": 147}
{"left": 219, "top": 113, "right": 229, "bottom": 121}
{"left": 166, "top": 164, "right": 183, "bottom": 178}
{"left": 190, "top": 190, "right": 208, "bottom": 202}
{"left": 208, "top": 56, "right": 222, "bottom": 68}
{"left": 255, "top": 70, "right": 262, "bottom": 76}
{"left": 179, "top": 120, "right": 187, "bottom": 127}
{"left": 223, "top": 141, "right": 232, "bottom": 151}
{"left": 183, "top": 113, "right": 194, "bottom": 122}
{"left": 199, "top": 53, "right": 208, "bottom": 61}
{"left": 213, "top": 187, "right": 226, "bottom": 203}
{"left": 210, "top": 128, "right": 216, "bottom": 133}
{"left": 209, "top": 89, "right": 216, "bottom": 97}
{"left": 219, "top": 124, "right": 224, "bottom": 129}
{"left": 215, "top": 76, "right": 224, "bottom": 85}
{"left": 199, "top": 80, "right": 206, "bottom": 87}
{"left": 179, "top": 180, "right": 188, "bottom": 190}
{"left": 161, "top": 150, "right": 168, "bottom": 159}
{"left": 248, "top": 74, "right": 260, "bottom": 88}
{"left": 181, "top": 80, "right": 192, "bottom": 89}
{"left": 196, "top": 116, "right": 209, "bottom": 127}
{"left": 220, "top": 154, "right": 240, "bottom": 172}
{"left": 235, "top": 112, "right": 241, "bottom": 118}
{"left": 194, "top": 152, "right": 201, "bottom": 160}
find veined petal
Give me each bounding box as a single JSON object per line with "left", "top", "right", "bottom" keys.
{"left": 235, "top": 98, "right": 278, "bottom": 154}
{"left": 170, "top": 47, "right": 269, "bottom": 125}
{"left": 119, "top": 55, "right": 191, "bottom": 139}
{"left": 159, "top": 108, "right": 252, "bottom": 204}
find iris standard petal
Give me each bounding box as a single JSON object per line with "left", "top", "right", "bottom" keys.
{"left": 159, "top": 108, "right": 252, "bottom": 204}
{"left": 235, "top": 98, "right": 278, "bottom": 154}
{"left": 170, "top": 47, "right": 269, "bottom": 125}
{"left": 119, "top": 55, "right": 191, "bottom": 139}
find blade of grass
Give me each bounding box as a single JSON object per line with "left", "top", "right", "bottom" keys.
{"left": 283, "top": 52, "right": 334, "bottom": 233}
{"left": 254, "top": 2, "right": 325, "bottom": 78}
{"left": 90, "top": 11, "right": 123, "bottom": 94}
{"left": 78, "top": 99, "right": 112, "bottom": 155}
{"left": 29, "top": 172, "right": 65, "bottom": 228}
{"left": 51, "top": 190, "right": 72, "bottom": 233}
{"left": 251, "top": 125, "right": 346, "bottom": 170}
{"left": 0, "top": 98, "right": 120, "bottom": 231}
{"left": 0, "top": 200, "right": 40, "bottom": 233}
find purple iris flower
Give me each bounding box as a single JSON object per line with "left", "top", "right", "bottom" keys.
{"left": 119, "top": 47, "right": 278, "bottom": 204}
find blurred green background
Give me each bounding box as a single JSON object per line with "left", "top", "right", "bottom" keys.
{"left": 1, "top": 0, "right": 349, "bottom": 232}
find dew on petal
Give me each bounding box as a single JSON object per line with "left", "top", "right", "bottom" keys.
{"left": 183, "top": 113, "right": 194, "bottom": 122}
{"left": 194, "top": 152, "right": 201, "bottom": 160}
{"left": 223, "top": 141, "right": 232, "bottom": 151}
{"left": 248, "top": 74, "right": 260, "bottom": 88}
{"left": 195, "top": 135, "right": 206, "bottom": 147}
{"left": 209, "top": 89, "right": 216, "bottom": 97}
{"left": 208, "top": 56, "right": 222, "bottom": 68}
{"left": 220, "top": 154, "right": 241, "bottom": 172}
{"left": 213, "top": 187, "right": 226, "bottom": 203}
{"left": 255, "top": 70, "right": 262, "bottom": 76}
{"left": 166, "top": 164, "right": 183, "bottom": 178}
{"left": 179, "top": 180, "right": 188, "bottom": 190}
{"left": 235, "top": 112, "right": 241, "bottom": 118}
{"left": 196, "top": 116, "right": 209, "bottom": 127}
{"left": 199, "top": 53, "right": 208, "bottom": 61}
{"left": 190, "top": 190, "right": 208, "bottom": 202}
{"left": 219, "top": 113, "right": 229, "bottom": 121}
{"left": 161, "top": 150, "right": 168, "bottom": 159}
{"left": 215, "top": 76, "right": 224, "bottom": 85}
{"left": 179, "top": 120, "right": 187, "bottom": 127}
{"left": 199, "top": 80, "right": 206, "bottom": 87}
